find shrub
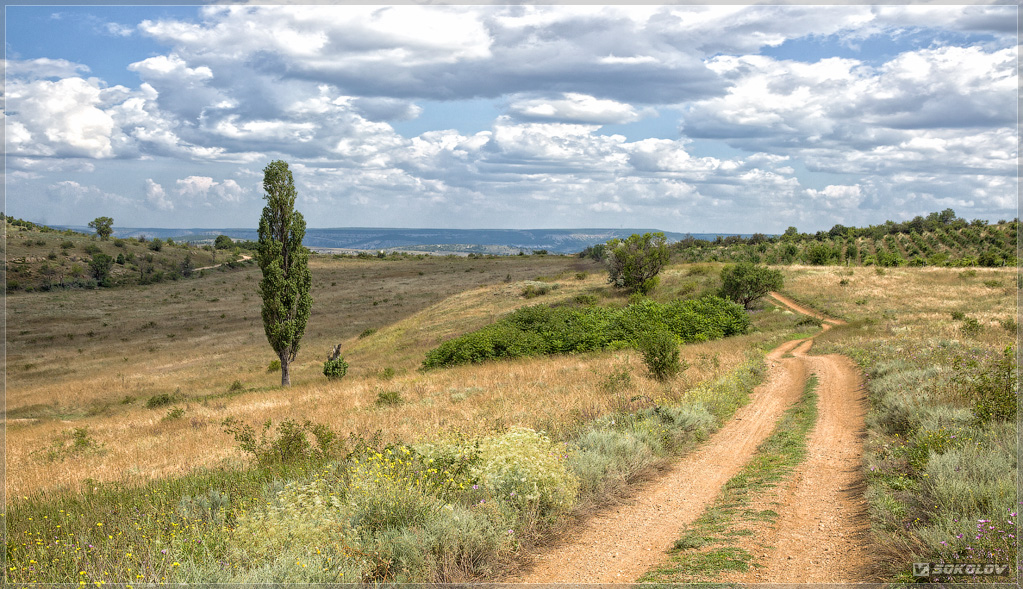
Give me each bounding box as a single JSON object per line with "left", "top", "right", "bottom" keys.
{"left": 959, "top": 317, "right": 981, "bottom": 337}
{"left": 146, "top": 392, "right": 176, "bottom": 408}
{"left": 162, "top": 406, "right": 185, "bottom": 421}
{"left": 422, "top": 296, "right": 748, "bottom": 369}
{"left": 323, "top": 356, "right": 349, "bottom": 381}
{"left": 267, "top": 359, "right": 281, "bottom": 373}
{"left": 148, "top": 238, "right": 163, "bottom": 251}
{"left": 221, "top": 418, "right": 339, "bottom": 465}
{"left": 719, "top": 262, "right": 783, "bottom": 310}
{"left": 473, "top": 428, "right": 579, "bottom": 522}
{"left": 359, "top": 328, "right": 377, "bottom": 339}
{"left": 229, "top": 380, "right": 244, "bottom": 392}
{"left": 521, "top": 281, "right": 560, "bottom": 298}
{"left": 604, "top": 232, "right": 670, "bottom": 294}
{"left": 639, "top": 329, "right": 685, "bottom": 381}
{"left": 376, "top": 390, "right": 403, "bottom": 406}
{"left": 964, "top": 346, "right": 1017, "bottom": 423}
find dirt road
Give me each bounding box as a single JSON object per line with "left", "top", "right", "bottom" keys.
{"left": 504, "top": 292, "right": 872, "bottom": 583}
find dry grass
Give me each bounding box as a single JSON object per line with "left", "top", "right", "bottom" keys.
{"left": 779, "top": 265, "right": 1016, "bottom": 346}
{"left": 6, "top": 257, "right": 778, "bottom": 501}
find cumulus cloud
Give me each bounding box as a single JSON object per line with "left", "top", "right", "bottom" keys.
{"left": 3, "top": 57, "right": 90, "bottom": 79}
{"left": 507, "top": 93, "right": 652, "bottom": 125}
{"left": 144, "top": 179, "right": 173, "bottom": 210}
{"left": 5, "top": 4, "right": 1017, "bottom": 230}
{"left": 175, "top": 176, "right": 245, "bottom": 204}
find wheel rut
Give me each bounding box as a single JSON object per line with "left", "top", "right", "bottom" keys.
{"left": 502, "top": 292, "right": 873, "bottom": 583}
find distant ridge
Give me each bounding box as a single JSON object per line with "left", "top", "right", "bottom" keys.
{"left": 53, "top": 226, "right": 755, "bottom": 255}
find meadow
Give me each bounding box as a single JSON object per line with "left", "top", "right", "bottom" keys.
{"left": 3, "top": 233, "right": 1017, "bottom": 583}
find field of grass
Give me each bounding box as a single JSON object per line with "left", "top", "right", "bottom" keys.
{"left": 5, "top": 249, "right": 820, "bottom": 583}
{"left": 4, "top": 249, "right": 1016, "bottom": 583}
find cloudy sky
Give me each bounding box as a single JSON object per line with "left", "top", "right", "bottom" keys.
{"left": 3, "top": 2, "right": 1019, "bottom": 233}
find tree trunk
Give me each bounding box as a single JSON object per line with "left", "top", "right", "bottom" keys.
{"left": 280, "top": 352, "right": 291, "bottom": 386}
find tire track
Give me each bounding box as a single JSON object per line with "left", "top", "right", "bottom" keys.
{"left": 503, "top": 291, "right": 872, "bottom": 583}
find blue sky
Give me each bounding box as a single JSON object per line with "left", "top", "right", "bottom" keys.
{"left": 3, "top": 3, "right": 1018, "bottom": 233}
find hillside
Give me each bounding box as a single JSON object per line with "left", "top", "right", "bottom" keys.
{"left": 667, "top": 210, "right": 1018, "bottom": 268}
{"left": 4, "top": 217, "right": 252, "bottom": 292}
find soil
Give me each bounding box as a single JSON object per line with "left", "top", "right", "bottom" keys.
{"left": 502, "top": 292, "right": 874, "bottom": 583}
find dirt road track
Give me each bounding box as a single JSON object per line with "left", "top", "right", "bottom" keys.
{"left": 504, "top": 292, "right": 872, "bottom": 583}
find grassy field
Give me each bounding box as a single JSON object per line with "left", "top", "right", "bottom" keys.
{"left": 3, "top": 253, "right": 1016, "bottom": 583}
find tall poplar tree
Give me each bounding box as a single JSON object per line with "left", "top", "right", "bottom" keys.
{"left": 257, "top": 160, "right": 312, "bottom": 386}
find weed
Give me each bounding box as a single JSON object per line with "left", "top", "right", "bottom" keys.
{"left": 375, "top": 390, "right": 404, "bottom": 406}
{"left": 146, "top": 393, "right": 176, "bottom": 408}
{"left": 162, "top": 407, "right": 186, "bottom": 421}
{"left": 359, "top": 328, "right": 377, "bottom": 339}
{"left": 959, "top": 317, "right": 981, "bottom": 337}
{"left": 229, "top": 380, "right": 244, "bottom": 392}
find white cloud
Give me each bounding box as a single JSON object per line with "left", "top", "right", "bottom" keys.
{"left": 145, "top": 179, "right": 173, "bottom": 210}
{"left": 3, "top": 57, "right": 90, "bottom": 79}
{"left": 5, "top": 76, "right": 119, "bottom": 158}
{"left": 508, "top": 93, "right": 651, "bottom": 125}
{"left": 175, "top": 176, "right": 246, "bottom": 204}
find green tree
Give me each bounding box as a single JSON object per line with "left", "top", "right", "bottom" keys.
{"left": 604, "top": 232, "right": 670, "bottom": 294}
{"left": 257, "top": 160, "right": 312, "bottom": 387}
{"left": 89, "top": 253, "right": 114, "bottom": 286}
{"left": 720, "top": 262, "right": 784, "bottom": 310}
{"left": 214, "top": 235, "right": 234, "bottom": 249}
{"left": 88, "top": 216, "right": 114, "bottom": 240}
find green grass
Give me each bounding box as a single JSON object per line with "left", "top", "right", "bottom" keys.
{"left": 640, "top": 374, "right": 819, "bottom": 583}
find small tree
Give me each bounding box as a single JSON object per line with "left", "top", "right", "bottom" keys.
{"left": 257, "top": 160, "right": 312, "bottom": 387}
{"left": 214, "top": 235, "right": 234, "bottom": 250}
{"left": 89, "top": 253, "right": 114, "bottom": 286}
{"left": 605, "top": 232, "right": 670, "bottom": 294}
{"left": 720, "top": 262, "right": 784, "bottom": 310}
{"left": 180, "top": 254, "right": 194, "bottom": 277}
{"left": 88, "top": 216, "right": 114, "bottom": 240}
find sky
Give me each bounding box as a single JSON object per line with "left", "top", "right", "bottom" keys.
{"left": 3, "top": 2, "right": 1019, "bottom": 234}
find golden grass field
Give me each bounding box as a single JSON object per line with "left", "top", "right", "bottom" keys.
{"left": 5, "top": 255, "right": 761, "bottom": 501}
{"left": 5, "top": 257, "right": 1016, "bottom": 504}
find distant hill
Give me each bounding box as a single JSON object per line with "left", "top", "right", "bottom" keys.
{"left": 52, "top": 227, "right": 753, "bottom": 255}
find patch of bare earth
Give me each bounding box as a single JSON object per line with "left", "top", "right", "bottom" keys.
{"left": 503, "top": 292, "right": 876, "bottom": 583}
{"left": 721, "top": 342, "right": 876, "bottom": 582}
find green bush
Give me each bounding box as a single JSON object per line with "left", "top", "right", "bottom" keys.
{"left": 267, "top": 359, "right": 281, "bottom": 373}
{"left": 719, "top": 262, "right": 783, "bottom": 310}
{"left": 521, "top": 281, "right": 560, "bottom": 298}
{"left": 604, "top": 232, "right": 669, "bottom": 294}
{"left": 422, "top": 296, "right": 748, "bottom": 369}
{"left": 639, "top": 330, "right": 686, "bottom": 381}
{"left": 323, "top": 356, "right": 349, "bottom": 381}
{"left": 221, "top": 418, "right": 340, "bottom": 466}
{"left": 375, "top": 390, "right": 403, "bottom": 406}
{"left": 473, "top": 428, "right": 579, "bottom": 521}
{"left": 146, "top": 392, "right": 176, "bottom": 408}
